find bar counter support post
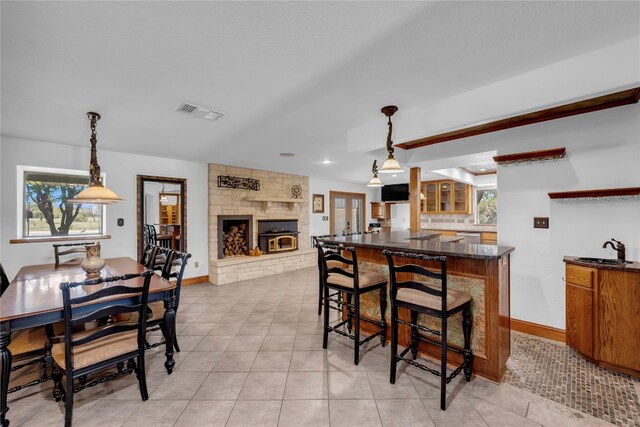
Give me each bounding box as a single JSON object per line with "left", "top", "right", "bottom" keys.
{"left": 0, "top": 323, "right": 12, "bottom": 427}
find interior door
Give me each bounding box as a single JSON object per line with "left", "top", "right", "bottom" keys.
{"left": 330, "top": 191, "right": 366, "bottom": 235}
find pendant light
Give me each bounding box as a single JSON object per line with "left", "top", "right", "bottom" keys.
{"left": 68, "top": 112, "right": 123, "bottom": 204}
{"left": 366, "top": 160, "right": 384, "bottom": 187}
{"left": 160, "top": 185, "right": 171, "bottom": 206}
{"left": 378, "top": 105, "right": 404, "bottom": 174}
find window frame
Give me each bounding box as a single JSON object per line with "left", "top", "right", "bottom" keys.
{"left": 16, "top": 165, "right": 108, "bottom": 240}
{"left": 474, "top": 186, "right": 498, "bottom": 226}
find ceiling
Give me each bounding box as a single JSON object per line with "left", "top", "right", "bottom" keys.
{"left": 2, "top": 1, "right": 639, "bottom": 185}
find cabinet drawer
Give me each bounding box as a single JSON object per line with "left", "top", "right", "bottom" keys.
{"left": 566, "top": 264, "right": 596, "bottom": 288}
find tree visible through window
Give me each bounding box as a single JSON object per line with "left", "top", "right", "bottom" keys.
{"left": 22, "top": 168, "right": 104, "bottom": 237}
{"left": 476, "top": 189, "right": 497, "bottom": 225}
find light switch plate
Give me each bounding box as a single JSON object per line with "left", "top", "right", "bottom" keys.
{"left": 533, "top": 217, "right": 549, "bottom": 229}
{"left": 117, "top": 218, "right": 124, "bottom": 227}
{"left": 322, "top": 216, "right": 329, "bottom": 221}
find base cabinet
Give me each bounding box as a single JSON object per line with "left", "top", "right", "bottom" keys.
{"left": 565, "top": 262, "right": 640, "bottom": 376}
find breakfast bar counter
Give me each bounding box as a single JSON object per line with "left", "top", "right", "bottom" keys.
{"left": 320, "top": 231, "right": 515, "bottom": 381}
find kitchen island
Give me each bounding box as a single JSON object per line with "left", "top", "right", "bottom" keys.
{"left": 320, "top": 231, "right": 515, "bottom": 381}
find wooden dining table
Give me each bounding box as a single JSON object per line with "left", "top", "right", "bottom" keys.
{"left": 0, "top": 257, "right": 178, "bottom": 427}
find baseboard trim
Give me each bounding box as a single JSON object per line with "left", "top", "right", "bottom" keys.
{"left": 182, "top": 275, "right": 209, "bottom": 286}
{"left": 511, "top": 318, "right": 566, "bottom": 343}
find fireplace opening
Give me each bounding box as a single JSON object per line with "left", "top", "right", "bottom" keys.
{"left": 257, "top": 219, "right": 299, "bottom": 254}
{"left": 218, "top": 215, "right": 253, "bottom": 259}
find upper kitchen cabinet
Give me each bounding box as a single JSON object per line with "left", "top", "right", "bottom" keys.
{"left": 421, "top": 180, "right": 471, "bottom": 214}
{"left": 371, "top": 202, "right": 391, "bottom": 219}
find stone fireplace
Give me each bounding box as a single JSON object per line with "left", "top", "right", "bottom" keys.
{"left": 217, "top": 215, "right": 253, "bottom": 259}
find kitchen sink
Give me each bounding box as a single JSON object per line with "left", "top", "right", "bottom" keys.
{"left": 576, "top": 257, "right": 631, "bottom": 265}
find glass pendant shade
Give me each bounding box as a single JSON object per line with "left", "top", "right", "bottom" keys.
{"left": 69, "top": 184, "right": 122, "bottom": 204}
{"left": 367, "top": 176, "right": 384, "bottom": 187}
{"left": 68, "top": 112, "right": 123, "bottom": 205}
{"left": 379, "top": 156, "right": 404, "bottom": 173}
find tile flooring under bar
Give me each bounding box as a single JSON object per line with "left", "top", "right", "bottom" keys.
{"left": 7, "top": 267, "right": 639, "bottom": 426}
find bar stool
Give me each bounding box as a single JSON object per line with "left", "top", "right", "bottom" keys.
{"left": 312, "top": 235, "right": 343, "bottom": 316}
{"left": 318, "top": 243, "right": 387, "bottom": 365}
{"left": 383, "top": 249, "right": 472, "bottom": 411}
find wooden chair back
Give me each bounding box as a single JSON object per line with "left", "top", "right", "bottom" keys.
{"left": 383, "top": 249, "right": 448, "bottom": 313}
{"left": 0, "top": 262, "right": 10, "bottom": 297}
{"left": 53, "top": 242, "right": 95, "bottom": 267}
{"left": 154, "top": 247, "right": 191, "bottom": 312}
{"left": 317, "top": 242, "right": 361, "bottom": 289}
{"left": 58, "top": 271, "right": 153, "bottom": 371}
{"left": 144, "top": 224, "right": 157, "bottom": 245}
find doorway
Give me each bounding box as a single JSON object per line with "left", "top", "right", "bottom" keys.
{"left": 329, "top": 191, "right": 366, "bottom": 235}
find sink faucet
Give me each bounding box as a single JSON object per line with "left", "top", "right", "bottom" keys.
{"left": 602, "top": 239, "right": 626, "bottom": 261}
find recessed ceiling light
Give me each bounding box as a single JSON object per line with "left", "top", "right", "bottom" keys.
{"left": 322, "top": 160, "right": 331, "bottom": 164}
{"left": 479, "top": 168, "right": 487, "bottom": 171}
{"left": 392, "top": 174, "right": 398, "bottom": 177}
{"left": 280, "top": 152, "right": 295, "bottom": 157}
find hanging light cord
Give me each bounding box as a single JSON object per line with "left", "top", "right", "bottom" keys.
{"left": 87, "top": 112, "right": 103, "bottom": 188}
{"left": 386, "top": 115, "right": 394, "bottom": 157}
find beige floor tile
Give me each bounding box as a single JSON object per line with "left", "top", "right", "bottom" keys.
{"left": 174, "top": 400, "right": 235, "bottom": 426}
{"left": 212, "top": 351, "right": 258, "bottom": 371}
{"left": 368, "top": 370, "right": 419, "bottom": 399}
{"left": 409, "top": 369, "right": 472, "bottom": 400}
{"left": 170, "top": 335, "right": 206, "bottom": 352}
{"left": 267, "top": 322, "right": 298, "bottom": 336}
{"left": 470, "top": 398, "right": 540, "bottom": 426}
{"left": 238, "top": 322, "right": 272, "bottom": 336}
{"left": 246, "top": 312, "right": 276, "bottom": 323}
{"left": 218, "top": 312, "right": 251, "bottom": 323}
{"left": 1, "top": 398, "right": 52, "bottom": 425}
{"left": 208, "top": 322, "right": 243, "bottom": 336}
{"left": 328, "top": 371, "right": 374, "bottom": 399}
{"left": 179, "top": 322, "right": 216, "bottom": 336}
{"left": 293, "top": 334, "right": 323, "bottom": 351}
{"left": 227, "top": 334, "right": 266, "bottom": 352}
{"left": 150, "top": 371, "right": 207, "bottom": 400}
{"left": 423, "top": 398, "right": 487, "bottom": 426}
{"left": 20, "top": 398, "right": 98, "bottom": 427}
{"left": 296, "top": 321, "right": 324, "bottom": 335}
{"left": 289, "top": 350, "right": 328, "bottom": 371}
{"left": 194, "top": 311, "right": 227, "bottom": 323}
{"left": 327, "top": 346, "right": 367, "bottom": 372}
{"left": 259, "top": 334, "right": 295, "bottom": 351}
{"left": 122, "top": 399, "right": 189, "bottom": 426}
{"left": 226, "top": 400, "right": 282, "bottom": 427}
{"left": 470, "top": 381, "right": 531, "bottom": 418}
{"left": 74, "top": 399, "right": 142, "bottom": 427}
{"left": 193, "top": 335, "right": 235, "bottom": 352}
{"left": 176, "top": 351, "right": 224, "bottom": 372}
{"left": 274, "top": 311, "right": 300, "bottom": 323}
{"left": 238, "top": 371, "right": 288, "bottom": 400}
{"left": 193, "top": 372, "right": 249, "bottom": 400}
{"left": 228, "top": 303, "right": 257, "bottom": 313}
{"left": 283, "top": 371, "right": 328, "bottom": 400}
{"left": 376, "top": 399, "right": 435, "bottom": 427}
{"left": 329, "top": 399, "right": 382, "bottom": 427}
{"left": 278, "top": 399, "right": 330, "bottom": 427}
{"left": 251, "top": 351, "right": 292, "bottom": 371}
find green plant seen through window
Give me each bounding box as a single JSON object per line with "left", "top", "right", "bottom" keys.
{"left": 23, "top": 170, "right": 103, "bottom": 237}
{"left": 477, "top": 189, "right": 497, "bottom": 225}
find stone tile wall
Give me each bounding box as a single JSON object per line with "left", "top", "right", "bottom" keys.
{"left": 208, "top": 163, "right": 312, "bottom": 284}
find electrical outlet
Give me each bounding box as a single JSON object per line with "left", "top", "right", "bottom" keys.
{"left": 533, "top": 217, "right": 549, "bottom": 229}
{"left": 194, "top": 261, "right": 199, "bottom": 268}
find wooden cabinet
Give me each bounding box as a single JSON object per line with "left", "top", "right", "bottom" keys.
{"left": 420, "top": 180, "right": 471, "bottom": 214}
{"left": 370, "top": 202, "right": 390, "bottom": 220}
{"left": 481, "top": 232, "right": 498, "bottom": 245}
{"left": 565, "top": 262, "right": 640, "bottom": 376}
{"left": 159, "top": 193, "right": 180, "bottom": 226}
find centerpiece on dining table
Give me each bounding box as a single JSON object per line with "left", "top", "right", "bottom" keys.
{"left": 81, "top": 242, "right": 105, "bottom": 277}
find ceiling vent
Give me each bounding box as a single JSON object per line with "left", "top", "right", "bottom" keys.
{"left": 176, "top": 102, "right": 226, "bottom": 121}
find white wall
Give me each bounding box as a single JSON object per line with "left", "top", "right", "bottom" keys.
{"left": 0, "top": 136, "right": 209, "bottom": 279}
{"left": 308, "top": 177, "right": 380, "bottom": 237}
{"left": 390, "top": 203, "right": 410, "bottom": 231}
{"left": 496, "top": 104, "right": 640, "bottom": 329}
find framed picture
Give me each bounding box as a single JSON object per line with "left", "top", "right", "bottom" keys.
{"left": 312, "top": 194, "right": 325, "bottom": 213}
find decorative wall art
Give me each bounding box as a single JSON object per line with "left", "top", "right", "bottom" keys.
{"left": 291, "top": 185, "right": 302, "bottom": 199}
{"left": 313, "top": 194, "right": 325, "bottom": 213}
{"left": 217, "top": 175, "right": 260, "bottom": 191}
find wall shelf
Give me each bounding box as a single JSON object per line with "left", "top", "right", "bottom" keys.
{"left": 548, "top": 187, "right": 640, "bottom": 200}
{"left": 493, "top": 147, "right": 566, "bottom": 165}
{"left": 244, "top": 196, "right": 307, "bottom": 210}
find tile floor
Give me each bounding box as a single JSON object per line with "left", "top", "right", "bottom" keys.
{"left": 6, "top": 267, "right": 632, "bottom": 426}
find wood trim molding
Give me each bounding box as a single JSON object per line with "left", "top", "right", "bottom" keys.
{"left": 511, "top": 318, "right": 566, "bottom": 343}
{"left": 397, "top": 87, "right": 640, "bottom": 150}
{"left": 493, "top": 147, "right": 566, "bottom": 165}
{"left": 182, "top": 275, "right": 209, "bottom": 286}
{"left": 548, "top": 187, "right": 640, "bottom": 200}
{"left": 10, "top": 235, "right": 112, "bottom": 244}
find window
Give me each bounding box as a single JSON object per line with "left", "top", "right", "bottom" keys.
{"left": 18, "top": 166, "right": 106, "bottom": 238}
{"left": 476, "top": 188, "right": 497, "bottom": 225}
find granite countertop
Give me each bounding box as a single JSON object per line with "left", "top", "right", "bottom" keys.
{"left": 563, "top": 256, "right": 640, "bottom": 272}
{"left": 319, "top": 231, "right": 514, "bottom": 260}
{"left": 421, "top": 225, "right": 497, "bottom": 233}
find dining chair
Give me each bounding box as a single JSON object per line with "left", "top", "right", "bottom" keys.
{"left": 53, "top": 242, "right": 95, "bottom": 267}
{"left": 144, "top": 224, "right": 157, "bottom": 246}
{"left": 50, "top": 271, "right": 153, "bottom": 427}
{"left": 383, "top": 249, "right": 473, "bottom": 411}
{"left": 141, "top": 244, "right": 166, "bottom": 271}
{"left": 1, "top": 262, "right": 60, "bottom": 394}
{"left": 318, "top": 243, "right": 387, "bottom": 365}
